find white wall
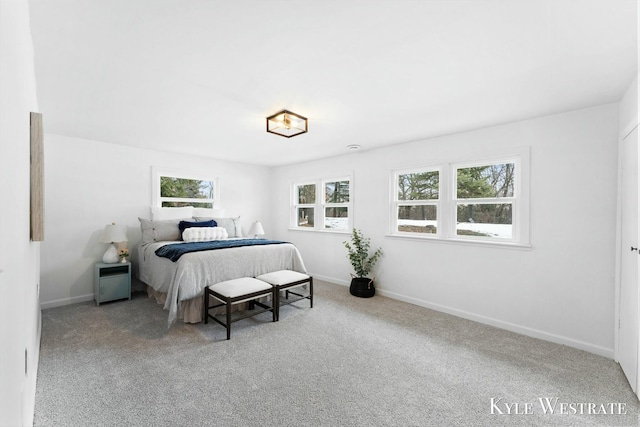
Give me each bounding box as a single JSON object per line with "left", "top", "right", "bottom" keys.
{"left": 40, "top": 134, "right": 272, "bottom": 307}
{"left": 619, "top": 74, "right": 639, "bottom": 137}
{"left": 0, "top": 0, "right": 42, "bottom": 425}
{"left": 272, "top": 104, "right": 620, "bottom": 357}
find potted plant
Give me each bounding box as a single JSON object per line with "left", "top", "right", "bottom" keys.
{"left": 343, "top": 228, "right": 382, "bottom": 298}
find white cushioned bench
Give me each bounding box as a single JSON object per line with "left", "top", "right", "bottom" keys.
{"left": 203, "top": 277, "right": 276, "bottom": 340}
{"left": 256, "top": 270, "right": 313, "bottom": 321}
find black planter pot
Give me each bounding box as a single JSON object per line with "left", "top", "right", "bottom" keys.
{"left": 350, "top": 277, "right": 375, "bottom": 298}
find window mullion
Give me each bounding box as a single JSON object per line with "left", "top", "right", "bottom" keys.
{"left": 440, "top": 163, "right": 452, "bottom": 239}
{"left": 455, "top": 197, "right": 515, "bottom": 204}
{"left": 317, "top": 178, "right": 322, "bottom": 230}
{"left": 160, "top": 197, "right": 214, "bottom": 203}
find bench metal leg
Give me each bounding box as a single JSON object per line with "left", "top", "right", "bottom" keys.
{"left": 277, "top": 277, "right": 313, "bottom": 320}
{"left": 226, "top": 296, "right": 232, "bottom": 340}
{"left": 204, "top": 288, "right": 209, "bottom": 324}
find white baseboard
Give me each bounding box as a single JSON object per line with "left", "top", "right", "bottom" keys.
{"left": 40, "top": 294, "right": 94, "bottom": 310}
{"left": 312, "top": 273, "right": 614, "bottom": 359}
{"left": 310, "top": 273, "right": 350, "bottom": 287}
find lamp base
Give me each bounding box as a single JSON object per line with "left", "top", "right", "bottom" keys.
{"left": 103, "top": 243, "right": 119, "bottom": 264}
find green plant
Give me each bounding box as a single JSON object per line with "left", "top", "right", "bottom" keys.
{"left": 343, "top": 228, "right": 382, "bottom": 278}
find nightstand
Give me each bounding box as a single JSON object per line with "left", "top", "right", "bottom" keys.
{"left": 94, "top": 262, "right": 131, "bottom": 306}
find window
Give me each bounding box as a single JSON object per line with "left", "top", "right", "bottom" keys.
{"left": 395, "top": 169, "right": 439, "bottom": 234}
{"left": 152, "top": 167, "right": 219, "bottom": 208}
{"left": 391, "top": 150, "right": 529, "bottom": 245}
{"left": 292, "top": 175, "right": 352, "bottom": 232}
{"left": 294, "top": 183, "right": 316, "bottom": 228}
{"left": 455, "top": 162, "right": 514, "bottom": 239}
{"left": 323, "top": 179, "right": 350, "bottom": 230}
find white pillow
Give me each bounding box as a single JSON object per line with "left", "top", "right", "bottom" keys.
{"left": 193, "top": 216, "right": 242, "bottom": 238}
{"left": 151, "top": 206, "right": 194, "bottom": 220}
{"left": 192, "top": 208, "right": 226, "bottom": 217}
{"left": 182, "top": 226, "right": 229, "bottom": 242}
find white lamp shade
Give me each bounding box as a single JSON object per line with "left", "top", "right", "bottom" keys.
{"left": 249, "top": 221, "right": 265, "bottom": 237}
{"left": 100, "top": 223, "right": 127, "bottom": 243}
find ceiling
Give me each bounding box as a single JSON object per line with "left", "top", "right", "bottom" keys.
{"left": 28, "top": 0, "right": 638, "bottom": 167}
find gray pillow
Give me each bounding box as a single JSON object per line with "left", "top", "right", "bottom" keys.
{"left": 193, "top": 216, "right": 242, "bottom": 238}
{"left": 139, "top": 218, "right": 190, "bottom": 244}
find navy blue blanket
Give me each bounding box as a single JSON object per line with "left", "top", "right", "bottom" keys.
{"left": 155, "top": 239, "right": 290, "bottom": 262}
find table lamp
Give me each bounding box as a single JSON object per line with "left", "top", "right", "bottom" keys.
{"left": 249, "top": 221, "right": 265, "bottom": 239}
{"left": 100, "top": 223, "right": 127, "bottom": 263}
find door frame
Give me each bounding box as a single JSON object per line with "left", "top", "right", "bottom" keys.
{"left": 615, "top": 121, "right": 640, "bottom": 399}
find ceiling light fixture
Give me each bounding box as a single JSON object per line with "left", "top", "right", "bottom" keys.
{"left": 266, "top": 110, "right": 308, "bottom": 138}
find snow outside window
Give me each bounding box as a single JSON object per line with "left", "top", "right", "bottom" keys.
{"left": 454, "top": 162, "right": 515, "bottom": 240}
{"left": 391, "top": 149, "right": 529, "bottom": 246}
{"left": 394, "top": 168, "right": 440, "bottom": 235}
{"left": 292, "top": 175, "right": 352, "bottom": 232}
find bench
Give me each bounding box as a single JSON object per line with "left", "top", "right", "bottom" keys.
{"left": 256, "top": 270, "right": 313, "bottom": 321}
{"left": 203, "top": 277, "right": 276, "bottom": 340}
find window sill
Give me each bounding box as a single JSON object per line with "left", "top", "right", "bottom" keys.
{"left": 385, "top": 233, "right": 532, "bottom": 250}
{"left": 288, "top": 227, "right": 352, "bottom": 235}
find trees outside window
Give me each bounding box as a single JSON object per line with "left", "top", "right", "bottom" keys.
{"left": 292, "top": 176, "right": 352, "bottom": 232}
{"left": 324, "top": 179, "right": 350, "bottom": 230}
{"left": 392, "top": 151, "right": 528, "bottom": 245}
{"left": 152, "top": 167, "right": 219, "bottom": 209}
{"left": 294, "top": 183, "right": 316, "bottom": 227}
{"left": 395, "top": 170, "right": 439, "bottom": 234}
{"left": 455, "top": 163, "right": 515, "bottom": 239}
{"left": 160, "top": 177, "right": 215, "bottom": 207}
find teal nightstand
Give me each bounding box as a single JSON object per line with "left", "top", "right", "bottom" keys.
{"left": 94, "top": 262, "right": 131, "bottom": 306}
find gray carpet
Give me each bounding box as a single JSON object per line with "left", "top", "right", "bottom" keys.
{"left": 35, "top": 280, "right": 639, "bottom": 426}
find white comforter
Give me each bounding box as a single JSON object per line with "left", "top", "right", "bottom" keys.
{"left": 138, "top": 239, "right": 307, "bottom": 326}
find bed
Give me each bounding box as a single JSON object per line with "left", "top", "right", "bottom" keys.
{"left": 136, "top": 213, "right": 307, "bottom": 327}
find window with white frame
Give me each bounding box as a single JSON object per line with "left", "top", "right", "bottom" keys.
{"left": 391, "top": 150, "right": 529, "bottom": 245}
{"left": 152, "top": 167, "right": 219, "bottom": 208}
{"left": 292, "top": 176, "right": 352, "bottom": 231}
{"left": 293, "top": 182, "right": 316, "bottom": 228}
{"left": 454, "top": 161, "right": 515, "bottom": 239}
{"left": 395, "top": 168, "right": 440, "bottom": 234}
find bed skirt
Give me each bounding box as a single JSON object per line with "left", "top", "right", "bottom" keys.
{"left": 146, "top": 286, "right": 258, "bottom": 324}
{"left": 146, "top": 286, "right": 205, "bottom": 323}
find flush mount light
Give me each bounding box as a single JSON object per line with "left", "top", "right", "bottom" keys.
{"left": 266, "top": 110, "right": 308, "bottom": 138}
